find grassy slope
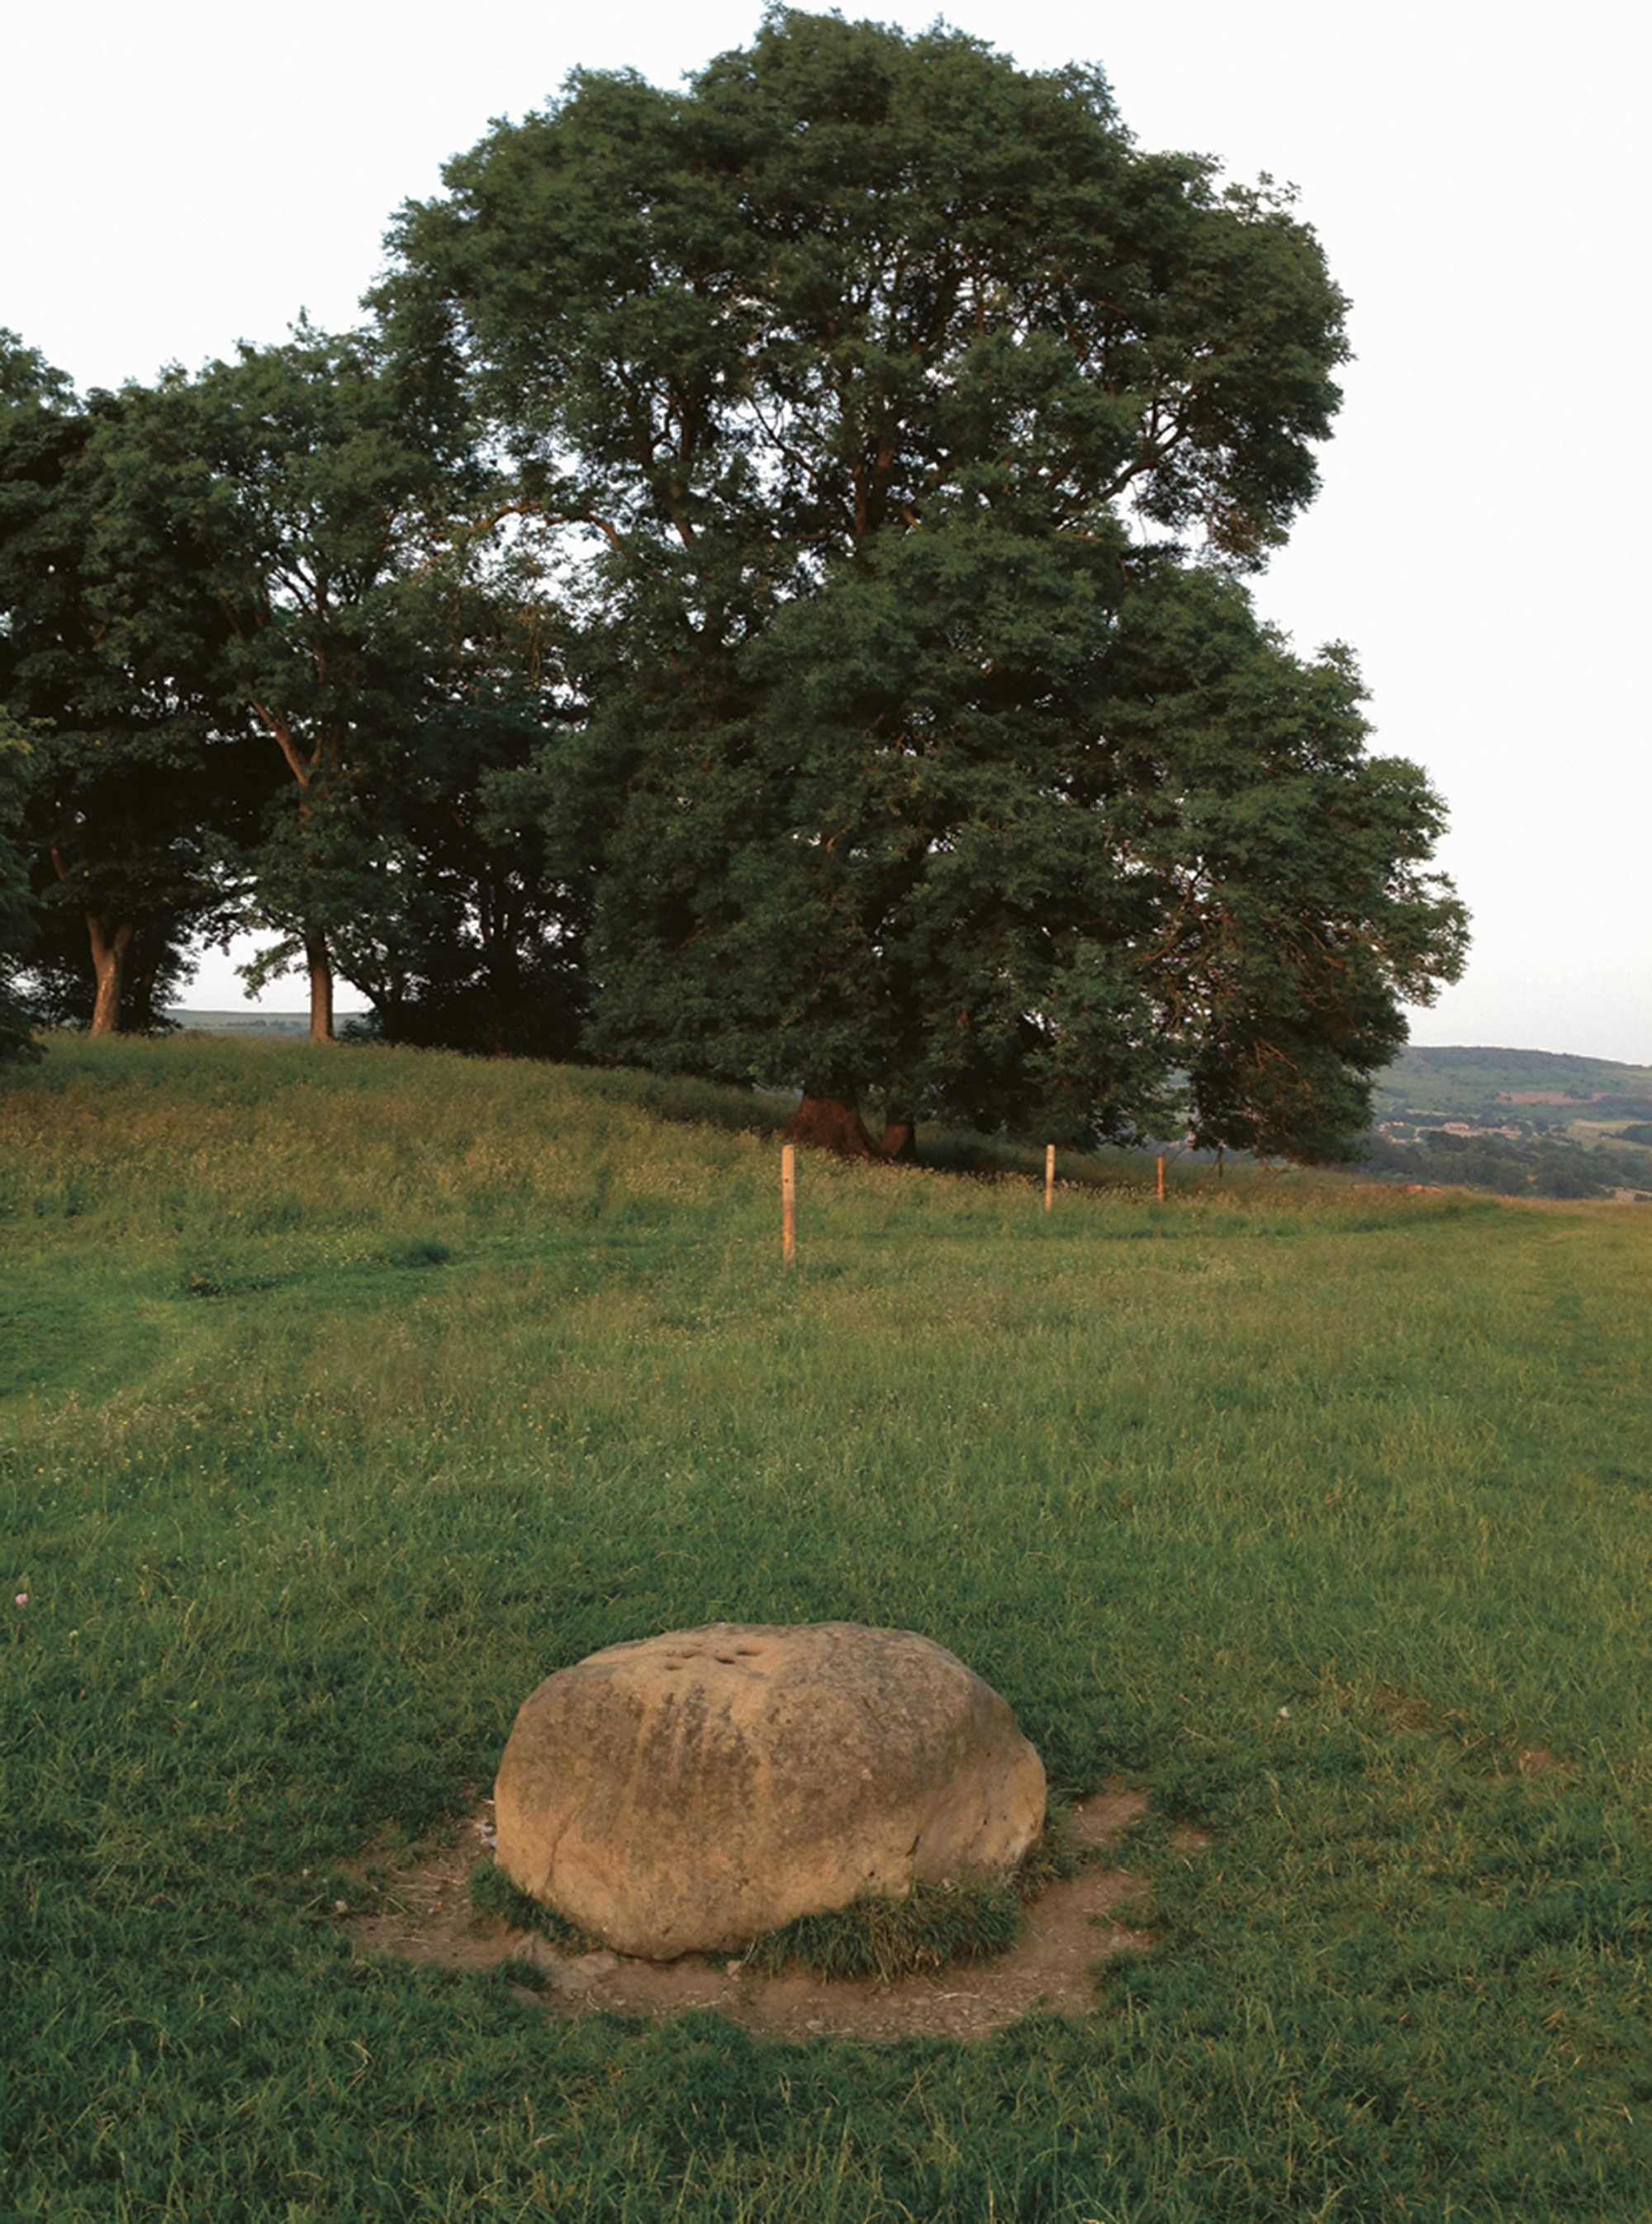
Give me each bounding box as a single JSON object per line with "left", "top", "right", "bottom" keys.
{"left": 2, "top": 1035, "right": 1650, "bottom": 2222}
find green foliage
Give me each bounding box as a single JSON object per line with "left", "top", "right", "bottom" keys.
{"left": 0, "top": 701, "right": 40, "bottom": 1061}
{"left": 3, "top": 1038, "right": 1652, "bottom": 2218}
{"left": 154, "top": 324, "right": 492, "bottom": 1037}
{"left": 2, "top": 16, "right": 1469, "bottom": 1143}
{"left": 0, "top": 336, "right": 262, "bottom": 1033}
{"left": 159, "top": 326, "right": 596, "bottom": 1051}
{"left": 1360, "top": 1124, "right": 1652, "bottom": 1200}
{"left": 0, "top": 319, "right": 586, "bottom": 1053}
{"left": 379, "top": 12, "right": 1464, "bottom": 1157}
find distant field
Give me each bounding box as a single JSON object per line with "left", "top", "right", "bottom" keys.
{"left": 3, "top": 1034, "right": 1650, "bottom": 2222}
{"left": 168, "top": 1008, "right": 337, "bottom": 1040}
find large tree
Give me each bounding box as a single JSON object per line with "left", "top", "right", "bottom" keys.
{"left": 1, "top": 322, "right": 589, "bottom": 1051}
{"left": 0, "top": 337, "right": 261, "bottom": 1035}
{"left": 154, "top": 323, "right": 486, "bottom": 1042}
{"left": 173, "top": 331, "right": 593, "bottom": 1053}
{"left": 379, "top": 11, "right": 1464, "bottom": 1157}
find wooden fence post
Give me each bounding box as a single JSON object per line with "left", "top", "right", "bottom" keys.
{"left": 1156, "top": 1152, "right": 1165, "bottom": 1203}
{"left": 781, "top": 1144, "right": 796, "bottom": 1266}
{"left": 1045, "top": 1143, "right": 1055, "bottom": 1213}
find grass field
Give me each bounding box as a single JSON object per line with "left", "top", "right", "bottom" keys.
{"left": 3, "top": 1034, "right": 1650, "bottom": 2222}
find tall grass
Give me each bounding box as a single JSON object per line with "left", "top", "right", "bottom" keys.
{"left": 3, "top": 1034, "right": 1650, "bottom": 2220}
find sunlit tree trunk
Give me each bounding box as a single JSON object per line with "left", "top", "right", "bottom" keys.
{"left": 86, "top": 915, "right": 133, "bottom": 1037}
{"left": 306, "top": 926, "right": 335, "bottom": 1043}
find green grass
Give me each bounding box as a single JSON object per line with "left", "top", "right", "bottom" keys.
{"left": 468, "top": 1858, "right": 605, "bottom": 1956}
{"left": 3, "top": 1032, "right": 1651, "bottom": 2220}
{"left": 739, "top": 1877, "right": 1028, "bottom": 1984}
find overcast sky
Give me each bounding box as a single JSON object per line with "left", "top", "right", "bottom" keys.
{"left": 5, "top": 0, "right": 1647, "bottom": 1058}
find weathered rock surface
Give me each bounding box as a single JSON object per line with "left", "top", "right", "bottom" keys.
{"left": 493, "top": 1621, "right": 1047, "bottom": 1960}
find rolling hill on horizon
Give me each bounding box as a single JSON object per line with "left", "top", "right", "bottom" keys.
{"left": 1375, "top": 1043, "right": 1652, "bottom": 1123}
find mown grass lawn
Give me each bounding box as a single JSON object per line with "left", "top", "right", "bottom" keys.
{"left": 3, "top": 1034, "right": 1650, "bottom": 2221}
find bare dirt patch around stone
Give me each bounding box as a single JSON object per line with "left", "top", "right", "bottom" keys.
{"left": 345, "top": 1784, "right": 1207, "bottom": 2044}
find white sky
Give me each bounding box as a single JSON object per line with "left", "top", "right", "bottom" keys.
{"left": 5, "top": 0, "right": 1647, "bottom": 1057}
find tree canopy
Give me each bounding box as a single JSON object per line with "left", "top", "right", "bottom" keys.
{"left": 377, "top": 8, "right": 1464, "bottom": 1156}
{"left": 0, "top": 333, "right": 259, "bottom": 1036}
{"left": 0, "top": 325, "right": 583, "bottom": 1048}
{"left": 0, "top": 13, "right": 1465, "bottom": 1154}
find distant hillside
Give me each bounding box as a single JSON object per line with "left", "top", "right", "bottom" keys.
{"left": 1360, "top": 1045, "right": 1652, "bottom": 1201}
{"left": 168, "top": 1009, "right": 377, "bottom": 1041}
{"left": 1374, "top": 1045, "right": 1652, "bottom": 1124}
{"left": 168, "top": 1010, "right": 314, "bottom": 1040}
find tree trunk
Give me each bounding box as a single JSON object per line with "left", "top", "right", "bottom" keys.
{"left": 86, "top": 915, "right": 134, "bottom": 1038}
{"left": 306, "top": 928, "right": 335, "bottom": 1043}
{"left": 880, "top": 1111, "right": 919, "bottom": 1162}
{"left": 781, "top": 1094, "right": 884, "bottom": 1159}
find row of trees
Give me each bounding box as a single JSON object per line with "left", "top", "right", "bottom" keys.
{"left": 0, "top": 11, "right": 1467, "bottom": 1157}
{"left": 0, "top": 320, "right": 581, "bottom": 1053}
{"left": 1362, "top": 1128, "right": 1652, "bottom": 1202}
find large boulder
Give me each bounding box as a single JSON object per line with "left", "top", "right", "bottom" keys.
{"left": 493, "top": 1620, "right": 1047, "bottom": 1960}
